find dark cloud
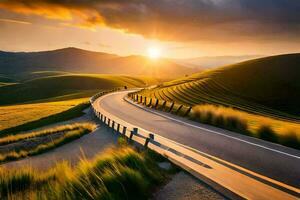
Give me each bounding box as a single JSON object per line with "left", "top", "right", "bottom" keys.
{"left": 0, "top": 0, "right": 299, "bottom": 42}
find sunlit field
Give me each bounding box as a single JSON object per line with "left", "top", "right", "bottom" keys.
{"left": 192, "top": 104, "right": 300, "bottom": 148}
{"left": 0, "top": 98, "right": 88, "bottom": 132}
{"left": 0, "top": 123, "right": 96, "bottom": 163}
{"left": 0, "top": 73, "right": 160, "bottom": 135}
{"left": 0, "top": 73, "right": 159, "bottom": 106}
{"left": 0, "top": 146, "right": 167, "bottom": 200}
{"left": 137, "top": 54, "right": 300, "bottom": 149}
{"left": 138, "top": 54, "right": 300, "bottom": 120}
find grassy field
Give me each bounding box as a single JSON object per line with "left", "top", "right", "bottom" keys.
{"left": 136, "top": 54, "right": 300, "bottom": 148}
{"left": 0, "top": 73, "right": 159, "bottom": 105}
{"left": 0, "top": 146, "right": 168, "bottom": 200}
{"left": 0, "top": 123, "right": 96, "bottom": 163}
{"left": 191, "top": 105, "right": 300, "bottom": 149}
{"left": 138, "top": 54, "right": 300, "bottom": 121}
{"left": 0, "top": 75, "right": 16, "bottom": 87}
{"left": 0, "top": 98, "right": 88, "bottom": 132}
{"left": 0, "top": 72, "right": 160, "bottom": 135}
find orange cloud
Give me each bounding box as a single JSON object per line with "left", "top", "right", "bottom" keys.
{"left": 0, "top": 2, "right": 73, "bottom": 20}
{"left": 0, "top": 0, "right": 299, "bottom": 43}
{"left": 0, "top": 18, "right": 31, "bottom": 25}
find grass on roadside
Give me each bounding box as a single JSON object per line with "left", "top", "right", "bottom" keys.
{"left": 0, "top": 123, "right": 96, "bottom": 163}
{"left": 0, "top": 101, "right": 90, "bottom": 136}
{"left": 0, "top": 146, "right": 166, "bottom": 200}
{"left": 191, "top": 104, "right": 300, "bottom": 149}
{"left": 0, "top": 123, "right": 95, "bottom": 146}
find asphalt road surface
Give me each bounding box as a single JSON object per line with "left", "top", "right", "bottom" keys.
{"left": 96, "top": 91, "right": 300, "bottom": 190}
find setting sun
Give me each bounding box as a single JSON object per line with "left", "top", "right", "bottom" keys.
{"left": 147, "top": 47, "right": 161, "bottom": 59}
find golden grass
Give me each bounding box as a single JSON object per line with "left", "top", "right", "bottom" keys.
{"left": 0, "top": 98, "right": 88, "bottom": 132}
{"left": 0, "top": 123, "right": 95, "bottom": 145}
{"left": 0, "top": 146, "right": 164, "bottom": 200}
{"left": 0, "top": 123, "right": 96, "bottom": 163}
{"left": 193, "top": 104, "right": 300, "bottom": 137}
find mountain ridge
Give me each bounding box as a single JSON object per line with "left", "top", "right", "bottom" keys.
{"left": 0, "top": 47, "right": 195, "bottom": 79}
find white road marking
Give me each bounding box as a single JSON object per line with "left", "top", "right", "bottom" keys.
{"left": 120, "top": 94, "right": 300, "bottom": 160}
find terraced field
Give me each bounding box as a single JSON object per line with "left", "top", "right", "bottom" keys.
{"left": 139, "top": 54, "right": 300, "bottom": 122}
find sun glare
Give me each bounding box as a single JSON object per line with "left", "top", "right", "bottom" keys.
{"left": 147, "top": 47, "right": 161, "bottom": 59}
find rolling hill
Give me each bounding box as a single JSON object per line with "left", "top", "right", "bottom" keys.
{"left": 0, "top": 47, "right": 195, "bottom": 79}
{"left": 0, "top": 74, "right": 158, "bottom": 105}
{"left": 138, "top": 53, "right": 300, "bottom": 120}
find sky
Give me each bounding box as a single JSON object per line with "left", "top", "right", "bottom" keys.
{"left": 0, "top": 0, "right": 300, "bottom": 58}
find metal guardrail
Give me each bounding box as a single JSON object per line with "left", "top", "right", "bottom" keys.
{"left": 90, "top": 88, "right": 151, "bottom": 146}
{"left": 127, "top": 92, "right": 193, "bottom": 117}
{"left": 90, "top": 89, "right": 199, "bottom": 152}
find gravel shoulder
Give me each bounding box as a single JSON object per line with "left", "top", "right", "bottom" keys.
{"left": 153, "top": 171, "right": 227, "bottom": 200}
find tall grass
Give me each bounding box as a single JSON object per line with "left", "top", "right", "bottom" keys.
{"left": 192, "top": 104, "right": 300, "bottom": 149}
{"left": 0, "top": 123, "right": 94, "bottom": 145}
{"left": 0, "top": 102, "right": 91, "bottom": 136}
{"left": 191, "top": 105, "right": 249, "bottom": 134}
{"left": 0, "top": 147, "right": 165, "bottom": 200}
{"left": 0, "top": 123, "right": 96, "bottom": 163}
{"left": 0, "top": 98, "right": 89, "bottom": 133}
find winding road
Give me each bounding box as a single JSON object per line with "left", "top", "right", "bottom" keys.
{"left": 94, "top": 90, "right": 300, "bottom": 199}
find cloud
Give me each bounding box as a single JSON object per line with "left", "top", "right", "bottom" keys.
{"left": 0, "top": 0, "right": 299, "bottom": 42}
{"left": 0, "top": 18, "right": 31, "bottom": 25}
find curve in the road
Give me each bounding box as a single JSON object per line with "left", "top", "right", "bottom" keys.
{"left": 93, "top": 90, "right": 300, "bottom": 199}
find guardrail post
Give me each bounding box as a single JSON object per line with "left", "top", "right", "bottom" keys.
{"left": 122, "top": 126, "right": 127, "bottom": 135}
{"left": 100, "top": 114, "right": 103, "bottom": 121}
{"left": 144, "top": 97, "right": 147, "bottom": 105}
{"left": 112, "top": 121, "right": 115, "bottom": 130}
{"left": 162, "top": 100, "right": 166, "bottom": 110}
{"left": 140, "top": 96, "right": 143, "bottom": 103}
{"left": 117, "top": 124, "right": 120, "bottom": 133}
{"left": 130, "top": 128, "right": 138, "bottom": 140}
{"left": 169, "top": 102, "right": 175, "bottom": 112}
{"left": 108, "top": 118, "right": 110, "bottom": 126}
{"left": 148, "top": 98, "right": 152, "bottom": 107}
{"left": 104, "top": 116, "right": 107, "bottom": 123}
{"left": 184, "top": 106, "right": 192, "bottom": 117}
{"left": 154, "top": 99, "right": 159, "bottom": 108}
{"left": 176, "top": 105, "right": 183, "bottom": 115}
{"left": 144, "top": 133, "right": 154, "bottom": 147}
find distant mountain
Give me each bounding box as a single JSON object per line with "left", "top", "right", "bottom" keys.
{"left": 174, "top": 55, "right": 263, "bottom": 69}
{"left": 0, "top": 47, "right": 195, "bottom": 79}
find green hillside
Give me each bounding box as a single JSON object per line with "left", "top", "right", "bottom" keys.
{"left": 0, "top": 73, "right": 158, "bottom": 105}
{"left": 138, "top": 53, "right": 300, "bottom": 120}
{"left": 0, "top": 74, "right": 16, "bottom": 87}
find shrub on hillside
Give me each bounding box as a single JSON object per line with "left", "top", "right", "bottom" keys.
{"left": 256, "top": 125, "right": 278, "bottom": 143}
{"left": 191, "top": 107, "right": 248, "bottom": 134}
{"left": 280, "top": 132, "right": 300, "bottom": 149}
{"left": 225, "top": 116, "right": 248, "bottom": 134}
